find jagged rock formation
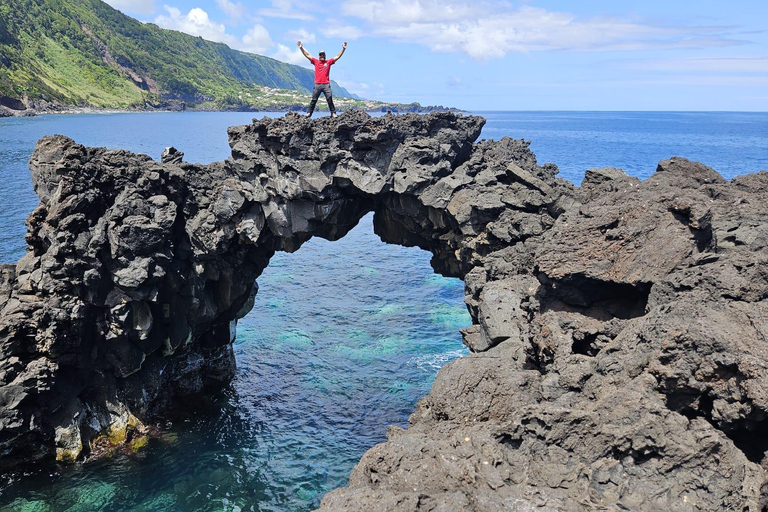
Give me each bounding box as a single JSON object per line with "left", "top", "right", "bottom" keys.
{"left": 319, "top": 157, "right": 768, "bottom": 511}
{"left": 1, "top": 112, "right": 767, "bottom": 510}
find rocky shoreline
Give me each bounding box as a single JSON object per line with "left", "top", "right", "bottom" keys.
{"left": 0, "top": 101, "right": 185, "bottom": 117}
{"left": 1, "top": 112, "right": 767, "bottom": 510}
{"left": 0, "top": 100, "right": 461, "bottom": 118}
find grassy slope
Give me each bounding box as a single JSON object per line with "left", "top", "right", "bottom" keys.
{"left": 0, "top": 0, "right": 355, "bottom": 109}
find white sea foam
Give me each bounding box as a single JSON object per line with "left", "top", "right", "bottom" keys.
{"left": 411, "top": 348, "right": 468, "bottom": 372}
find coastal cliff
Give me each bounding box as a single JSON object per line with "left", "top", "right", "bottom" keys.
{"left": 1, "top": 112, "right": 767, "bottom": 510}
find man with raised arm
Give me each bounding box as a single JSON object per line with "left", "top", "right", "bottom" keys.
{"left": 297, "top": 40, "right": 347, "bottom": 118}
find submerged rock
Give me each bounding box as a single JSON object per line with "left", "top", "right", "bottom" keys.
{"left": 1, "top": 111, "right": 767, "bottom": 510}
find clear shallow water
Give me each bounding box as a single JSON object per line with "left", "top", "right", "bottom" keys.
{"left": 0, "top": 111, "right": 767, "bottom": 511}
{"left": 0, "top": 212, "right": 467, "bottom": 512}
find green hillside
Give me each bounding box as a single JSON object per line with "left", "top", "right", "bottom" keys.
{"left": 0, "top": 0, "right": 355, "bottom": 110}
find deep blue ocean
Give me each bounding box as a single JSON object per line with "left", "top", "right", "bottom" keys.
{"left": 0, "top": 111, "right": 766, "bottom": 511}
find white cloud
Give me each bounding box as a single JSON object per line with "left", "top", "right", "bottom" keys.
{"left": 286, "top": 29, "right": 316, "bottom": 44}
{"left": 447, "top": 77, "right": 462, "bottom": 87}
{"left": 242, "top": 25, "right": 273, "bottom": 54}
{"left": 601, "top": 77, "right": 768, "bottom": 88}
{"left": 626, "top": 57, "right": 768, "bottom": 73}
{"left": 514, "top": 76, "right": 768, "bottom": 88}
{"left": 272, "top": 44, "right": 309, "bottom": 65}
{"left": 668, "top": 76, "right": 768, "bottom": 86}
{"left": 257, "top": 0, "right": 314, "bottom": 20}
{"left": 154, "top": 6, "right": 276, "bottom": 55}
{"left": 104, "top": 0, "right": 156, "bottom": 15}
{"left": 342, "top": 0, "right": 474, "bottom": 24}
{"left": 336, "top": 79, "right": 385, "bottom": 97}
{"left": 216, "top": 0, "right": 248, "bottom": 23}
{"left": 154, "top": 6, "right": 238, "bottom": 46}
{"left": 320, "top": 25, "right": 364, "bottom": 40}
{"left": 337, "top": 79, "right": 368, "bottom": 93}
{"left": 339, "top": 1, "right": 743, "bottom": 61}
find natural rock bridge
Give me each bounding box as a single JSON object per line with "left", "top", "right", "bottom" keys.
{"left": 1, "top": 111, "right": 768, "bottom": 510}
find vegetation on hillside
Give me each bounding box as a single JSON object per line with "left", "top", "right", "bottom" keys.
{"left": 203, "top": 84, "right": 431, "bottom": 113}
{"left": 0, "top": 0, "right": 355, "bottom": 110}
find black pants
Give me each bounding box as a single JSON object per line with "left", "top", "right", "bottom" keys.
{"left": 307, "top": 83, "right": 335, "bottom": 115}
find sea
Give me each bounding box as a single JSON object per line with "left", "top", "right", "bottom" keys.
{"left": 0, "top": 111, "right": 766, "bottom": 511}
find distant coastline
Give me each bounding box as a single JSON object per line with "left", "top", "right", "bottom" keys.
{"left": 0, "top": 102, "right": 464, "bottom": 118}
{"left": 0, "top": 92, "right": 464, "bottom": 118}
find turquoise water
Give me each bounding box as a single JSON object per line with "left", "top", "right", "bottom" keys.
{"left": 0, "top": 111, "right": 767, "bottom": 511}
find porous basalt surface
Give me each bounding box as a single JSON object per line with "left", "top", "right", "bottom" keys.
{"left": 1, "top": 111, "right": 767, "bottom": 510}
{"left": 320, "top": 161, "right": 768, "bottom": 511}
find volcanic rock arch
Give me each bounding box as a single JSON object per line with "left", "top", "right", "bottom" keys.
{"left": 0, "top": 111, "right": 526, "bottom": 464}
{"left": 2, "top": 111, "right": 768, "bottom": 510}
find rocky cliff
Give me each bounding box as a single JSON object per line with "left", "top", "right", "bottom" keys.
{"left": 1, "top": 112, "right": 767, "bottom": 510}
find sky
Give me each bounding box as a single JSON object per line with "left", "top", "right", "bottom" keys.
{"left": 103, "top": 0, "right": 768, "bottom": 111}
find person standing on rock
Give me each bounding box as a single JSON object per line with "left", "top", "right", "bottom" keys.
{"left": 298, "top": 40, "right": 346, "bottom": 118}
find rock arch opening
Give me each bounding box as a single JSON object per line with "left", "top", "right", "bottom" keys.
{"left": 228, "top": 212, "right": 470, "bottom": 506}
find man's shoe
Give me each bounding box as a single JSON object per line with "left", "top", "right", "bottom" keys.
{"left": 305, "top": 113, "right": 312, "bottom": 118}
{"left": 330, "top": 113, "right": 338, "bottom": 118}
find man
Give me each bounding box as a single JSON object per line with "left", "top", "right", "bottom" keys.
{"left": 298, "top": 40, "right": 347, "bottom": 118}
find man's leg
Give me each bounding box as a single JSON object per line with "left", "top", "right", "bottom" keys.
{"left": 307, "top": 84, "right": 322, "bottom": 117}
{"left": 322, "top": 84, "right": 337, "bottom": 116}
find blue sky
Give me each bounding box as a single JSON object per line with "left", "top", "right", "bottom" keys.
{"left": 103, "top": 0, "right": 768, "bottom": 111}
